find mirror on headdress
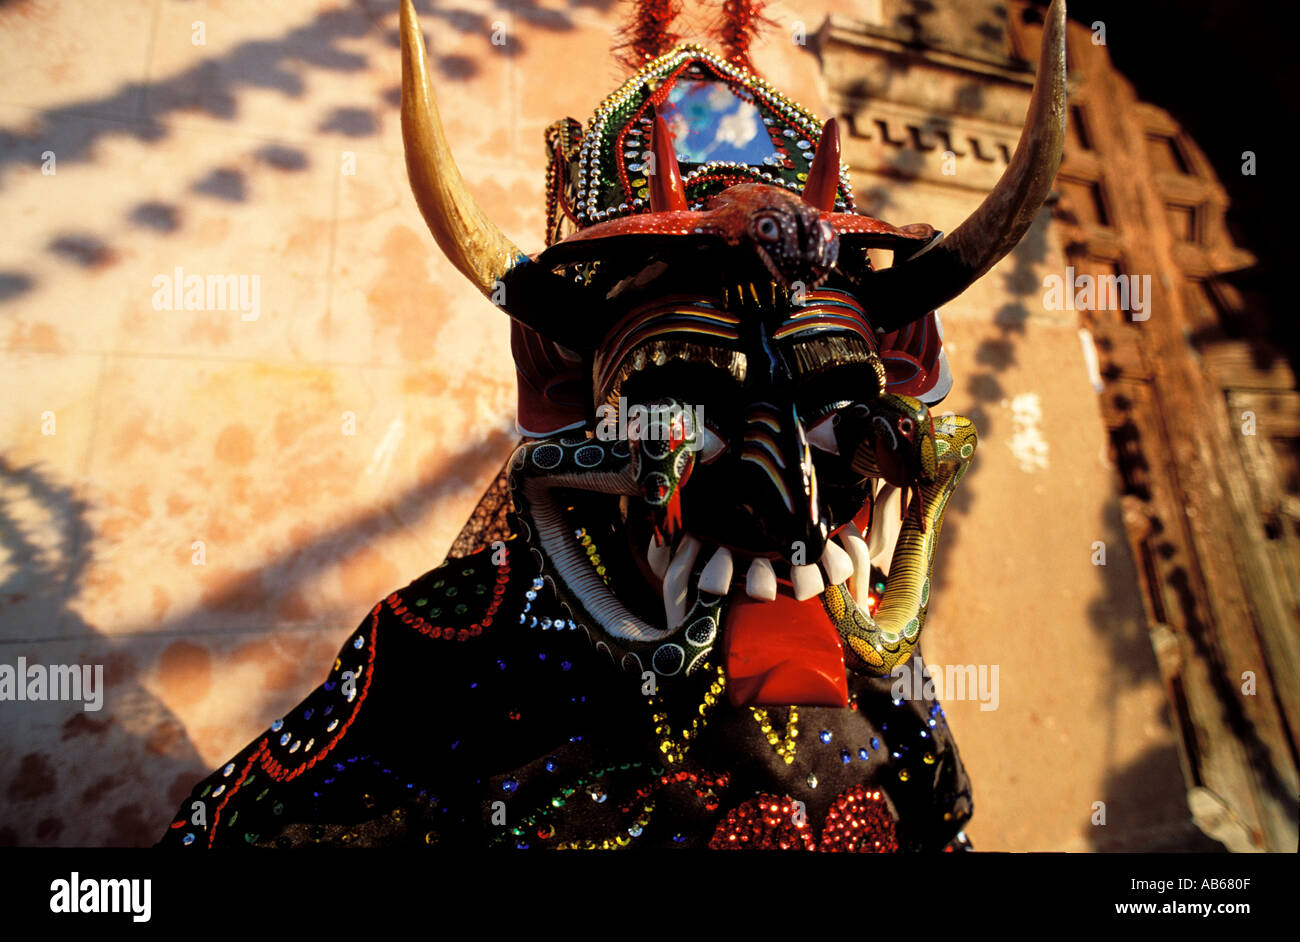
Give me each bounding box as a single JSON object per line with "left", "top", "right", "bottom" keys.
{"left": 659, "top": 79, "right": 780, "bottom": 167}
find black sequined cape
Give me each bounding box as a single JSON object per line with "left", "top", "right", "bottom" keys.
{"left": 157, "top": 466, "right": 972, "bottom": 851}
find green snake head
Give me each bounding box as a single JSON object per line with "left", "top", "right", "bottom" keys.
{"left": 626, "top": 398, "right": 700, "bottom": 546}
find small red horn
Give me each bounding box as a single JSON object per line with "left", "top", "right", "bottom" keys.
{"left": 801, "top": 118, "right": 841, "bottom": 212}
{"left": 649, "top": 113, "right": 688, "bottom": 212}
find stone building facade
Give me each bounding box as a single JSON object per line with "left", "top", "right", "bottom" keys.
{"left": 816, "top": 0, "right": 1297, "bottom": 850}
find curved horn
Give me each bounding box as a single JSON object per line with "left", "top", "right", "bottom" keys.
{"left": 649, "top": 112, "right": 689, "bottom": 212}
{"left": 801, "top": 117, "right": 841, "bottom": 212}
{"left": 859, "top": 0, "right": 1067, "bottom": 330}
{"left": 400, "top": 0, "right": 524, "bottom": 297}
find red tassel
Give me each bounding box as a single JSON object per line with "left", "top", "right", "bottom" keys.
{"left": 614, "top": 0, "right": 685, "bottom": 70}
{"left": 709, "top": 0, "right": 776, "bottom": 72}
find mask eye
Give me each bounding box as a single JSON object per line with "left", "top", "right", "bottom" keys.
{"left": 695, "top": 425, "right": 727, "bottom": 464}
{"left": 898, "top": 417, "right": 914, "bottom": 435}
{"left": 806, "top": 412, "right": 840, "bottom": 455}
{"left": 755, "top": 216, "right": 780, "bottom": 242}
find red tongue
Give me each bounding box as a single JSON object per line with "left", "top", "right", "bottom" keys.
{"left": 723, "top": 590, "right": 849, "bottom": 708}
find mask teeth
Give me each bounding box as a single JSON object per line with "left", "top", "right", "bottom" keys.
{"left": 789, "top": 563, "right": 825, "bottom": 601}
{"left": 661, "top": 534, "right": 702, "bottom": 630}
{"left": 644, "top": 488, "right": 886, "bottom": 619}
{"left": 698, "top": 546, "right": 734, "bottom": 596}
{"left": 819, "top": 538, "right": 854, "bottom": 587}
{"left": 744, "top": 556, "right": 778, "bottom": 601}
{"left": 836, "top": 522, "right": 873, "bottom": 603}
{"left": 647, "top": 535, "right": 672, "bottom": 580}
{"left": 869, "top": 483, "right": 903, "bottom": 569}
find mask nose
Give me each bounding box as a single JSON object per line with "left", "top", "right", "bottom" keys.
{"left": 804, "top": 213, "right": 839, "bottom": 277}
{"left": 739, "top": 402, "right": 828, "bottom": 564}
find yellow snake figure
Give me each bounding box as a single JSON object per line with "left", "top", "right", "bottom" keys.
{"left": 829, "top": 400, "right": 978, "bottom": 675}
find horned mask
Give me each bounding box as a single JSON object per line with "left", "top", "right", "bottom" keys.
{"left": 398, "top": 0, "right": 1065, "bottom": 707}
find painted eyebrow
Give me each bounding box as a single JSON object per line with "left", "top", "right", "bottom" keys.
{"left": 771, "top": 290, "right": 876, "bottom": 343}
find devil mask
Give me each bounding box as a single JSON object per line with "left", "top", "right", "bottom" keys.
{"left": 398, "top": 0, "right": 1065, "bottom": 709}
